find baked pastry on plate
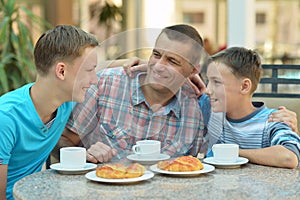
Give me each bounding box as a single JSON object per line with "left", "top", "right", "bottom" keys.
{"left": 96, "top": 163, "right": 145, "bottom": 179}
{"left": 157, "top": 156, "right": 203, "bottom": 172}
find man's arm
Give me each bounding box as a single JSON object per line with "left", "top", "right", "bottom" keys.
{"left": 239, "top": 145, "right": 298, "bottom": 169}
{"left": 54, "top": 128, "right": 117, "bottom": 163}
{"left": 0, "top": 164, "right": 7, "bottom": 200}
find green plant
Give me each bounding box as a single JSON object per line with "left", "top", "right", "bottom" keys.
{"left": 0, "top": 0, "right": 51, "bottom": 95}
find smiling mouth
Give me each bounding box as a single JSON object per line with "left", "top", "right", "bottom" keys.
{"left": 152, "top": 70, "right": 168, "bottom": 79}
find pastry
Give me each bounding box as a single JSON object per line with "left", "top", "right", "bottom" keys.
{"left": 157, "top": 156, "right": 203, "bottom": 172}
{"left": 96, "top": 163, "right": 145, "bottom": 179}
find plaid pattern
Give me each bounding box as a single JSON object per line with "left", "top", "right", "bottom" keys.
{"left": 68, "top": 68, "right": 204, "bottom": 158}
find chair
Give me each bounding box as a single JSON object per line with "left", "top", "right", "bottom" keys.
{"left": 253, "top": 64, "right": 300, "bottom": 132}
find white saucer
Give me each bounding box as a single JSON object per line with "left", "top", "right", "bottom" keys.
{"left": 127, "top": 154, "right": 170, "bottom": 165}
{"left": 85, "top": 170, "right": 154, "bottom": 183}
{"left": 150, "top": 163, "right": 215, "bottom": 177}
{"left": 50, "top": 163, "right": 97, "bottom": 174}
{"left": 203, "top": 157, "right": 249, "bottom": 169}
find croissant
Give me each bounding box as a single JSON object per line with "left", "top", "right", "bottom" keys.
{"left": 96, "top": 163, "right": 145, "bottom": 179}
{"left": 157, "top": 156, "right": 203, "bottom": 172}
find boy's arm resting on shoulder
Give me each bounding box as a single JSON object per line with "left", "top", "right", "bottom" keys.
{"left": 187, "top": 73, "right": 206, "bottom": 98}
{"left": 239, "top": 145, "right": 298, "bottom": 169}
{"left": 0, "top": 164, "right": 8, "bottom": 200}
{"left": 268, "top": 106, "right": 299, "bottom": 134}
{"left": 122, "top": 57, "right": 206, "bottom": 97}
{"left": 97, "top": 57, "right": 146, "bottom": 72}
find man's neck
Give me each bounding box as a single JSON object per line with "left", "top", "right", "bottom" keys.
{"left": 141, "top": 85, "right": 175, "bottom": 112}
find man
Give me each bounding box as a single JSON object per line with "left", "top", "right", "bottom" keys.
{"left": 58, "top": 24, "right": 206, "bottom": 163}
{"left": 0, "top": 25, "right": 99, "bottom": 200}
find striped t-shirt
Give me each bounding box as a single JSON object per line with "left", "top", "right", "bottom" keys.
{"left": 206, "top": 102, "right": 300, "bottom": 162}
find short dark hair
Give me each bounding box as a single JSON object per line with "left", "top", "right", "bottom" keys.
{"left": 211, "top": 47, "right": 262, "bottom": 93}
{"left": 34, "top": 25, "right": 99, "bottom": 75}
{"left": 159, "top": 24, "right": 204, "bottom": 65}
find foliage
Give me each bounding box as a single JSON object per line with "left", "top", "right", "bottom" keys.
{"left": 90, "top": 0, "right": 123, "bottom": 39}
{"left": 0, "top": 0, "right": 51, "bottom": 95}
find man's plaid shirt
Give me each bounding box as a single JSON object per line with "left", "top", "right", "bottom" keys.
{"left": 67, "top": 67, "right": 204, "bottom": 159}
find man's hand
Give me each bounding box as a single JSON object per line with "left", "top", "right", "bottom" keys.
{"left": 268, "top": 106, "right": 299, "bottom": 133}
{"left": 86, "top": 142, "right": 118, "bottom": 163}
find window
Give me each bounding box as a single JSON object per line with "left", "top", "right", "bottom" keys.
{"left": 256, "top": 12, "right": 266, "bottom": 24}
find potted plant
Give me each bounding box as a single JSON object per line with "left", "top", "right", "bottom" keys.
{"left": 0, "top": 0, "right": 51, "bottom": 95}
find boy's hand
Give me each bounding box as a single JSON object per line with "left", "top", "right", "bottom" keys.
{"left": 123, "top": 57, "right": 147, "bottom": 77}
{"left": 124, "top": 57, "right": 206, "bottom": 97}
{"left": 187, "top": 74, "right": 206, "bottom": 98}
{"left": 268, "top": 106, "right": 299, "bottom": 133}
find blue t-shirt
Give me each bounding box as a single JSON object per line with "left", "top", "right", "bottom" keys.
{"left": 0, "top": 83, "right": 74, "bottom": 200}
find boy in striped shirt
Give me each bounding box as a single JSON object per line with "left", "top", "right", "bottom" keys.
{"left": 205, "top": 47, "right": 300, "bottom": 168}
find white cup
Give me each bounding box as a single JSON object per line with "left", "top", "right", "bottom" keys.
{"left": 212, "top": 144, "right": 239, "bottom": 163}
{"left": 132, "top": 140, "right": 161, "bottom": 159}
{"left": 60, "top": 147, "right": 86, "bottom": 169}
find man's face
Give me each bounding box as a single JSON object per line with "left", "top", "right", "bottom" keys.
{"left": 206, "top": 62, "right": 241, "bottom": 113}
{"left": 71, "top": 47, "right": 98, "bottom": 103}
{"left": 145, "top": 33, "right": 197, "bottom": 93}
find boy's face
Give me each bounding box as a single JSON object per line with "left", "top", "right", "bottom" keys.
{"left": 145, "top": 32, "right": 198, "bottom": 94}
{"left": 206, "top": 62, "right": 242, "bottom": 113}
{"left": 70, "top": 47, "right": 98, "bottom": 103}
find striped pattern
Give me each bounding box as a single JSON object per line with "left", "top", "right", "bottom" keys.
{"left": 207, "top": 102, "right": 300, "bottom": 160}
{"left": 68, "top": 67, "right": 204, "bottom": 158}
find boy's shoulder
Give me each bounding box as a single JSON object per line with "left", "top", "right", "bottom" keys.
{"left": 0, "top": 83, "right": 33, "bottom": 112}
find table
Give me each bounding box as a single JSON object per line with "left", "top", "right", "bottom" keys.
{"left": 13, "top": 163, "right": 300, "bottom": 200}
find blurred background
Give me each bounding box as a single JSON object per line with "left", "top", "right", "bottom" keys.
{"left": 11, "top": 0, "right": 300, "bottom": 61}
{"left": 1, "top": 0, "right": 300, "bottom": 95}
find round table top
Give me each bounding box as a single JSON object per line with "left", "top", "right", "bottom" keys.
{"left": 13, "top": 163, "right": 300, "bottom": 200}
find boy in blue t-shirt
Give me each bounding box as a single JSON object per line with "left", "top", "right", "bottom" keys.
{"left": 0, "top": 25, "right": 99, "bottom": 200}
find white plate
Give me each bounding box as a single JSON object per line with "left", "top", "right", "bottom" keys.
{"left": 127, "top": 154, "right": 170, "bottom": 165}
{"left": 85, "top": 170, "right": 154, "bottom": 183}
{"left": 149, "top": 163, "right": 215, "bottom": 176}
{"left": 202, "top": 157, "right": 249, "bottom": 168}
{"left": 50, "top": 163, "right": 97, "bottom": 174}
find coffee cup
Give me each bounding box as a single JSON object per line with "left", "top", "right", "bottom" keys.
{"left": 132, "top": 140, "right": 161, "bottom": 159}
{"left": 212, "top": 144, "right": 239, "bottom": 163}
{"left": 60, "top": 147, "right": 86, "bottom": 169}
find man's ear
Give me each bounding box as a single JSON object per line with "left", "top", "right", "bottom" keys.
{"left": 240, "top": 78, "right": 252, "bottom": 94}
{"left": 55, "top": 62, "right": 66, "bottom": 80}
